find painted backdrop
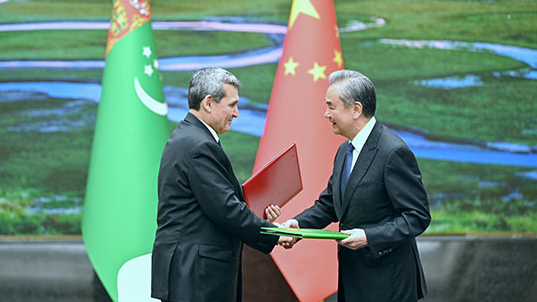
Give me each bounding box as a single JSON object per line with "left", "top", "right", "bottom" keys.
{"left": 1, "top": 0, "right": 536, "bottom": 236}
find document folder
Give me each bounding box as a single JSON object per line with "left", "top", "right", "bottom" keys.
{"left": 242, "top": 143, "right": 302, "bottom": 219}
{"left": 260, "top": 227, "right": 350, "bottom": 240}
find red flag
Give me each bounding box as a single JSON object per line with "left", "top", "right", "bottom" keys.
{"left": 253, "top": 0, "right": 344, "bottom": 301}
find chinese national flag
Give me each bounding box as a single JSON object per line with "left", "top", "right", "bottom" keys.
{"left": 253, "top": 0, "right": 345, "bottom": 301}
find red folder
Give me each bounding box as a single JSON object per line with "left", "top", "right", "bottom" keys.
{"left": 242, "top": 143, "right": 302, "bottom": 219}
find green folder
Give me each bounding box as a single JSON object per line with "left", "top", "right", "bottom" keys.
{"left": 261, "top": 227, "right": 349, "bottom": 240}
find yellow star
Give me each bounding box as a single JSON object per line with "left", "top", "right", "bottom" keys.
{"left": 308, "top": 62, "right": 327, "bottom": 82}
{"left": 284, "top": 57, "right": 299, "bottom": 75}
{"left": 288, "top": 0, "right": 320, "bottom": 29}
{"left": 333, "top": 49, "right": 343, "bottom": 68}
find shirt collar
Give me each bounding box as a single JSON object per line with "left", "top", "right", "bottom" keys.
{"left": 194, "top": 115, "right": 220, "bottom": 143}
{"left": 350, "top": 116, "right": 376, "bottom": 151}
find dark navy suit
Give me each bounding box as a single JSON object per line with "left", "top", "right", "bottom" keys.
{"left": 151, "top": 113, "right": 278, "bottom": 302}
{"left": 295, "top": 120, "right": 431, "bottom": 302}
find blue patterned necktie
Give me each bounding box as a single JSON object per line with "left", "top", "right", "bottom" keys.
{"left": 340, "top": 142, "right": 355, "bottom": 198}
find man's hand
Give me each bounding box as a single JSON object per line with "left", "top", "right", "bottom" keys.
{"left": 337, "top": 228, "right": 368, "bottom": 250}
{"left": 277, "top": 236, "right": 295, "bottom": 249}
{"left": 264, "top": 205, "right": 281, "bottom": 223}
{"left": 277, "top": 219, "right": 299, "bottom": 249}
{"left": 281, "top": 219, "right": 299, "bottom": 229}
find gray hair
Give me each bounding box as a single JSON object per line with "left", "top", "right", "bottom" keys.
{"left": 329, "top": 69, "right": 376, "bottom": 117}
{"left": 188, "top": 67, "right": 241, "bottom": 110}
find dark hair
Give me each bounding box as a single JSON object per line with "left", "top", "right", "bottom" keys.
{"left": 329, "top": 69, "right": 376, "bottom": 117}
{"left": 188, "top": 67, "right": 241, "bottom": 110}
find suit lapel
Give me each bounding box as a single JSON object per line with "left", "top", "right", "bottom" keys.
{"left": 185, "top": 113, "right": 245, "bottom": 202}
{"left": 333, "top": 143, "right": 346, "bottom": 219}
{"left": 340, "top": 121, "right": 383, "bottom": 215}
{"left": 184, "top": 112, "right": 215, "bottom": 142}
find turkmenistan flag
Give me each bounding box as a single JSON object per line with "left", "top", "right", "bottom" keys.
{"left": 82, "top": 1, "right": 169, "bottom": 301}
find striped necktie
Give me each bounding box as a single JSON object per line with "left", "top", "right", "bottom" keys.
{"left": 340, "top": 142, "right": 354, "bottom": 198}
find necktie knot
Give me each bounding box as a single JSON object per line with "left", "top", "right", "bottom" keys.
{"left": 346, "top": 141, "right": 354, "bottom": 154}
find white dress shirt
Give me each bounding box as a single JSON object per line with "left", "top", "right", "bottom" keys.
{"left": 349, "top": 116, "right": 376, "bottom": 171}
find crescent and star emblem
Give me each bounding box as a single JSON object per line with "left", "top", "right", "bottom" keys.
{"left": 134, "top": 76, "right": 168, "bottom": 116}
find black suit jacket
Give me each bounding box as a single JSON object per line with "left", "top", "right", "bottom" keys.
{"left": 151, "top": 113, "right": 278, "bottom": 302}
{"left": 295, "top": 120, "right": 431, "bottom": 302}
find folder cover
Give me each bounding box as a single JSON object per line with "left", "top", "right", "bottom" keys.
{"left": 260, "top": 227, "right": 350, "bottom": 240}
{"left": 242, "top": 143, "right": 302, "bottom": 219}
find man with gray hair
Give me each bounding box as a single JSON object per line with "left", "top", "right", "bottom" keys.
{"left": 282, "top": 69, "right": 431, "bottom": 302}
{"left": 151, "top": 67, "right": 286, "bottom": 302}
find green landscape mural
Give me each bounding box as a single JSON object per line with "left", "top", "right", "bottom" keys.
{"left": 0, "top": 0, "right": 536, "bottom": 235}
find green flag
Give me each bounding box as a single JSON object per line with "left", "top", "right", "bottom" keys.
{"left": 82, "top": 1, "right": 169, "bottom": 301}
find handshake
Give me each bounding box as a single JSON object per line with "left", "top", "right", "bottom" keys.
{"left": 264, "top": 206, "right": 368, "bottom": 251}
{"left": 275, "top": 219, "right": 300, "bottom": 249}
{"left": 263, "top": 206, "right": 298, "bottom": 249}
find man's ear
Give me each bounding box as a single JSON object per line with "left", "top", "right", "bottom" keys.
{"left": 201, "top": 95, "right": 213, "bottom": 113}
{"left": 353, "top": 102, "right": 363, "bottom": 119}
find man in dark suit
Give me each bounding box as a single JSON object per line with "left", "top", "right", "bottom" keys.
{"left": 151, "top": 67, "right": 286, "bottom": 302}
{"left": 282, "top": 70, "right": 431, "bottom": 302}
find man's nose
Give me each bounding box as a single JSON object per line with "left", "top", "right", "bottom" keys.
{"left": 233, "top": 106, "right": 239, "bottom": 118}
